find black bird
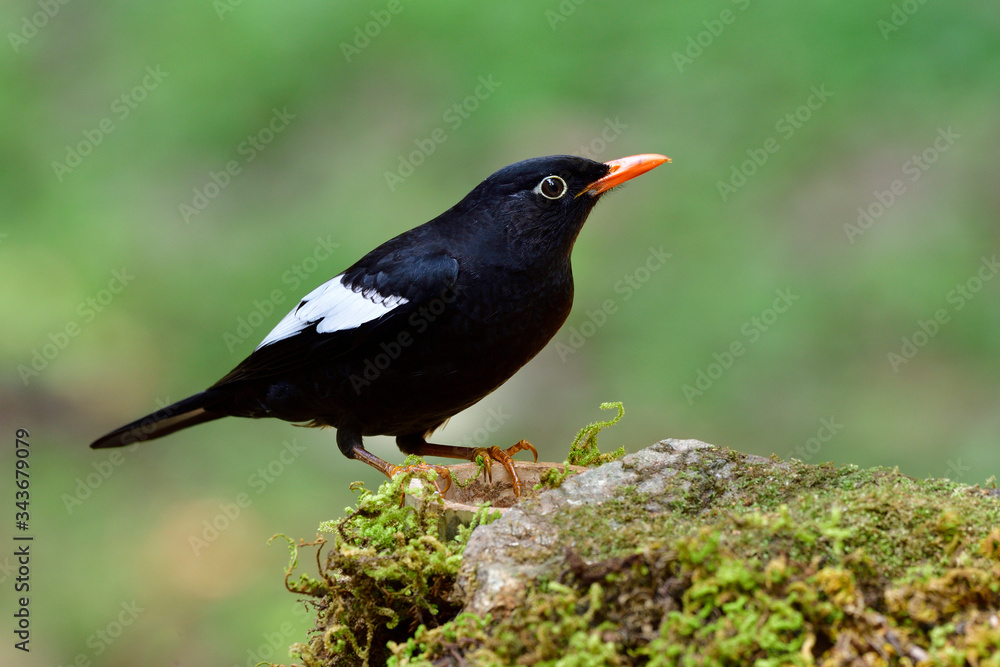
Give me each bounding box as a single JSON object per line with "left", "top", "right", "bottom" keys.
{"left": 91, "top": 153, "right": 669, "bottom": 494}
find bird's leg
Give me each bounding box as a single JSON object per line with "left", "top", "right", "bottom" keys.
{"left": 396, "top": 434, "right": 538, "bottom": 497}
{"left": 337, "top": 427, "right": 451, "bottom": 494}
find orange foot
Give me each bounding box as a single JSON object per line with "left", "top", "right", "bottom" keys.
{"left": 471, "top": 440, "right": 539, "bottom": 497}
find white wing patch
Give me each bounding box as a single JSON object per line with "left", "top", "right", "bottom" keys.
{"left": 256, "top": 274, "right": 408, "bottom": 349}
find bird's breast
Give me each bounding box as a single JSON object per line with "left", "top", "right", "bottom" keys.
{"left": 456, "top": 266, "right": 573, "bottom": 344}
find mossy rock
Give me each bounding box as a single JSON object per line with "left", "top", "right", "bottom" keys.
{"left": 279, "top": 439, "right": 1000, "bottom": 666}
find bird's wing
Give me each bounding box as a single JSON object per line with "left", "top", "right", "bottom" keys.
{"left": 210, "top": 250, "right": 459, "bottom": 387}
{"left": 255, "top": 276, "right": 408, "bottom": 349}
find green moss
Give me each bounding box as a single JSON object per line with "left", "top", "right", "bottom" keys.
{"left": 565, "top": 401, "right": 627, "bottom": 468}
{"left": 537, "top": 401, "right": 628, "bottom": 491}
{"left": 276, "top": 432, "right": 1000, "bottom": 666}
{"left": 280, "top": 467, "right": 500, "bottom": 667}
{"left": 387, "top": 455, "right": 1000, "bottom": 665}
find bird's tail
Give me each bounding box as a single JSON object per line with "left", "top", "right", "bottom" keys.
{"left": 90, "top": 391, "right": 225, "bottom": 449}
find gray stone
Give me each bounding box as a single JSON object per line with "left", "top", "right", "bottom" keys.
{"left": 457, "top": 438, "right": 770, "bottom": 616}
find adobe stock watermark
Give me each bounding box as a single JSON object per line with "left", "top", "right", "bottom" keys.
{"left": 51, "top": 66, "right": 168, "bottom": 181}
{"left": 573, "top": 117, "right": 628, "bottom": 162}
{"left": 189, "top": 438, "right": 307, "bottom": 556}
{"left": 878, "top": 0, "right": 930, "bottom": 40}
{"left": 62, "top": 396, "right": 172, "bottom": 514}
{"left": 941, "top": 458, "right": 971, "bottom": 482}
{"left": 0, "top": 555, "right": 12, "bottom": 585}
{"left": 340, "top": 0, "right": 406, "bottom": 62}
{"left": 682, "top": 288, "right": 799, "bottom": 404}
{"left": 213, "top": 0, "right": 247, "bottom": 20}
{"left": 672, "top": 0, "right": 752, "bottom": 73}
{"left": 222, "top": 235, "right": 340, "bottom": 353}
{"left": 545, "top": 0, "right": 590, "bottom": 30}
{"left": 717, "top": 84, "right": 832, "bottom": 202}
{"left": 384, "top": 75, "right": 501, "bottom": 191}
{"left": 8, "top": 0, "right": 72, "bottom": 53}
{"left": 232, "top": 601, "right": 310, "bottom": 667}
{"left": 844, "top": 126, "right": 959, "bottom": 243}
{"left": 887, "top": 255, "right": 999, "bottom": 373}
{"left": 555, "top": 246, "right": 671, "bottom": 362}
{"left": 0, "top": 555, "right": 16, "bottom": 586}
{"left": 55, "top": 600, "right": 144, "bottom": 667}
{"left": 19, "top": 267, "right": 135, "bottom": 386}
{"left": 179, "top": 106, "right": 296, "bottom": 224}
{"left": 348, "top": 285, "right": 462, "bottom": 394}
{"left": 786, "top": 417, "right": 843, "bottom": 462}
{"left": 455, "top": 407, "right": 512, "bottom": 449}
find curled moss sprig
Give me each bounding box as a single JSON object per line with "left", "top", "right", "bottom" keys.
{"left": 567, "top": 401, "right": 627, "bottom": 467}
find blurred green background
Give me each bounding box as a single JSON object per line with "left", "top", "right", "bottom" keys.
{"left": 2, "top": 0, "right": 998, "bottom": 664}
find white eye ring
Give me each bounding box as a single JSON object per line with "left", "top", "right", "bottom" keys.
{"left": 535, "top": 175, "right": 567, "bottom": 200}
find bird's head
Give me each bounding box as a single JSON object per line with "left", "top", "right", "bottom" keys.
{"left": 454, "top": 153, "right": 669, "bottom": 265}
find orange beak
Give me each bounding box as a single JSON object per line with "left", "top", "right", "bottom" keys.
{"left": 580, "top": 153, "right": 670, "bottom": 196}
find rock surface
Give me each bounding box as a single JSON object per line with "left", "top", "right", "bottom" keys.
{"left": 287, "top": 438, "right": 1000, "bottom": 666}
{"left": 457, "top": 438, "right": 740, "bottom": 616}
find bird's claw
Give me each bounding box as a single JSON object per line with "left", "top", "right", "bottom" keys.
{"left": 388, "top": 462, "right": 452, "bottom": 496}
{"left": 471, "top": 439, "right": 538, "bottom": 497}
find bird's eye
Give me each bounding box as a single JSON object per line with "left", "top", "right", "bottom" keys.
{"left": 535, "top": 175, "right": 567, "bottom": 200}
